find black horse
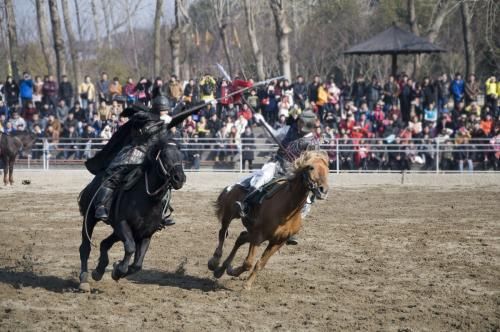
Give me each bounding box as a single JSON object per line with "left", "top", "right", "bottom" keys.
{"left": 0, "top": 131, "right": 37, "bottom": 185}
{"left": 77, "top": 136, "right": 186, "bottom": 291}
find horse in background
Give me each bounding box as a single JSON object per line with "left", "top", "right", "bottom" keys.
{"left": 208, "top": 150, "right": 330, "bottom": 289}
{"left": 0, "top": 131, "right": 37, "bottom": 185}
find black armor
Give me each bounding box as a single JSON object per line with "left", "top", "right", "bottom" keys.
{"left": 91, "top": 104, "right": 169, "bottom": 221}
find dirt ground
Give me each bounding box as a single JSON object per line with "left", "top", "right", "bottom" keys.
{"left": 0, "top": 172, "right": 499, "bottom": 331}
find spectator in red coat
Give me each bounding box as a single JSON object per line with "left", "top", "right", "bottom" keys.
{"left": 238, "top": 103, "right": 253, "bottom": 125}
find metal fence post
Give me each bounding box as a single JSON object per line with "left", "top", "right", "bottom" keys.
{"left": 336, "top": 138, "right": 340, "bottom": 174}
{"left": 435, "top": 139, "right": 440, "bottom": 174}
{"left": 238, "top": 141, "right": 243, "bottom": 173}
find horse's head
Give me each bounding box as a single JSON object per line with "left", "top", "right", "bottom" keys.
{"left": 294, "top": 150, "right": 330, "bottom": 200}
{"left": 154, "top": 137, "right": 186, "bottom": 190}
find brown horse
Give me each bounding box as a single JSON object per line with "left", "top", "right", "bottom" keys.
{"left": 0, "top": 132, "right": 37, "bottom": 185}
{"left": 208, "top": 150, "right": 330, "bottom": 289}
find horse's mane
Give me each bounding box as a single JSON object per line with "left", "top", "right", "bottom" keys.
{"left": 292, "top": 150, "right": 329, "bottom": 174}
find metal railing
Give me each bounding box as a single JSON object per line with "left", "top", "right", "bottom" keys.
{"left": 14, "top": 137, "right": 500, "bottom": 173}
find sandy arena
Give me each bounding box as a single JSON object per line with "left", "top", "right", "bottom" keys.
{"left": 0, "top": 171, "right": 499, "bottom": 331}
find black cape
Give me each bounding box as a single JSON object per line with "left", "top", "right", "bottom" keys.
{"left": 85, "top": 104, "right": 160, "bottom": 175}
{"left": 85, "top": 101, "right": 206, "bottom": 175}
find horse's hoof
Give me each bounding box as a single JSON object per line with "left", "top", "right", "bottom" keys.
{"left": 91, "top": 269, "right": 104, "bottom": 281}
{"left": 79, "top": 282, "right": 91, "bottom": 292}
{"left": 213, "top": 266, "right": 225, "bottom": 279}
{"left": 243, "top": 283, "right": 252, "bottom": 291}
{"left": 207, "top": 257, "right": 220, "bottom": 271}
{"left": 111, "top": 262, "right": 123, "bottom": 281}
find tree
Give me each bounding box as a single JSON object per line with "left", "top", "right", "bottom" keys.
{"left": 35, "top": 0, "right": 56, "bottom": 76}
{"left": 73, "top": 0, "right": 84, "bottom": 41}
{"left": 101, "top": 0, "right": 112, "bottom": 47}
{"left": 210, "top": 0, "right": 233, "bottom": 78}
{"left": 243, "top": 0, "right": 265, "bottom": 81}
{"left": 169, "top": 0, "right": 190, "bottom": 79}
{"left": 61, "top": 0, "right": 81, "bottom": 87}
{"left": 48, "top": 0, "right": 67, "bottom": 82}
{"left": 124, "top": 0, "right": 140, "bottom": 76}
{"left": 269, "top": 0, "right": 292, "bottom": 80}
{"left": 153, "top": 0, "right": 164, "bottom": 78}
{"left": 406, "top": 0, "right": 461, "bottom": 76}
{"left": 90, "top": 0, "right": 101, "bottom": 47}
{"left": 460, "top": 1, "right": 475, "bottom": 77}
{"left": 4, "top": 0, "right": 19, "bottom": 80}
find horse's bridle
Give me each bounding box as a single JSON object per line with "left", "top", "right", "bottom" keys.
{"left": 302, "top": 166, "right": 322, "bottom": 200}
{"left": 145, "top": 146, "right": 182, "bottom": 196}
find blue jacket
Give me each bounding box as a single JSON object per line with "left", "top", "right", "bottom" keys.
{"left": 450, "top": 79, "right": 464, "bottom": 101}
{"left": 19, "top": 79, "right": 33, "bottom": 99}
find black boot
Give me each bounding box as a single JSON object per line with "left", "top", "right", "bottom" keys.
{"left": 235, "top": 187, "right": 260, "bottom": 218}
{"left": 94, "top": 186, "right": 114, "bottom": 222}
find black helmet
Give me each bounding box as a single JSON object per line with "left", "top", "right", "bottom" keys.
{"left": 299, "top": 110, "right": 316, "bottom": 134}
{"left": 152, "top": 95, "right": 170, "bottom": 113}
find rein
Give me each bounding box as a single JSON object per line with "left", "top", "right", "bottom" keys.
{"left": 144, "top": 148, "right": 181, "bottom": 197}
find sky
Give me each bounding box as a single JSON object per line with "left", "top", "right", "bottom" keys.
{"left": 13, "top": 0, "right": 176, "bottom": 41}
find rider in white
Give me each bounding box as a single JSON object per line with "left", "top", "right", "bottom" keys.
{"left": 236, "top": 110, "right": 320, "bottom": 243}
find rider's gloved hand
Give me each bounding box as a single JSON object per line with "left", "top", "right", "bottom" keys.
{"left": 253, "top": 113, "right": 264, "bottom": 124}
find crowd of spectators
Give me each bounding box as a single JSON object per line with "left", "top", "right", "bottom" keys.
{"left": 1, "top": 69, "right": 499, "bottom": 171}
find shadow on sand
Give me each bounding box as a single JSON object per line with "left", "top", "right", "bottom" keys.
{"left": 126, "top": 268, "right": 226, "bottom": 292}
{"left": 0, "top": 267, "right": 78, "bottom": 293}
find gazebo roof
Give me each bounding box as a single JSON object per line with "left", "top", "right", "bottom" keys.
{"left": 344, "top": 25, "right": 446, "bottom": 55}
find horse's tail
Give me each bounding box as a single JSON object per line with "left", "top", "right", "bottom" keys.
{"left": 78, "top": 173, "right": 103, "bottom": 216}
{"left": 214, "top": 187, "right": 228, "bottom": 223}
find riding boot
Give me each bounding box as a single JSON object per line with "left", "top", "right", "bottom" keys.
{"left": 94, "top": 186, "right": 114, "bottom": 222}
{"left": 235, "top": 186, "right": 260, "bottom": 218}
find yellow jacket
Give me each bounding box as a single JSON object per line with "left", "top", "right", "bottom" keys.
{"left": 485, "top": 78, "right": 498, "bottom": 98}
{"left": 316, "top": 86, "right": 328, "bottom": 106}
{"left": 78, "top": 82, "right": 96, "bottom": 101}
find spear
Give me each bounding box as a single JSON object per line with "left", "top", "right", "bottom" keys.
{"left": 215, "top": 63, "right": 287, "bottom": 151}
{"left": 167, "top": 74, "right": 284, "bottom": 129}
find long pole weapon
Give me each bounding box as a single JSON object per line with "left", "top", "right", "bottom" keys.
{"left": 167, "top": 74, "right": 284, "bottom": 129}
{"left": 215, "top": 63, "right": 287, "bottom": 151}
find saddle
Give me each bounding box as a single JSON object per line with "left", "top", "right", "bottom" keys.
{"left": 239, "top": 176, "right": 288, "bottom": 204}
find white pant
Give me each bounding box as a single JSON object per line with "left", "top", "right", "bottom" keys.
{"left": 247, "top": 162, "right": 277, "bottom": 189}
{"left": 240, "top": 161, "right": 312, "bottom": 218}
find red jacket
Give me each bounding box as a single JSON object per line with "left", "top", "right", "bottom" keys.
{"left": 230, "top": 79, "right": 252, "bottom": 104}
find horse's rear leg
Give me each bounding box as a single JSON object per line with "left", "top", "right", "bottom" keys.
{"left": 8, "top": 159, "right": 14, "bottom": 185}
{"left": 213, "top": 231, "right": 249, "bottom": 279}
{"left": 112, "top": 220, "right": 136, "bottom": 281}
{"left": 244, "top": 242, "right": 284, "bottom": 290}
{"left": 92, "top": 232, "right": 120, "bottom": 281}
{"left": 126, "top": 237, "right": 151, "bottom": 276}
{"left": 227, "top": 244, "right": 257, "bottom": 277}
{"left": 208, "top": 219, "right": 230, "bottom": 271}
{"left": 3, "top": 161, "right": 8, "bottom": 186}
{"left": 79, "top": 217, "right": 97, "bottom": 291}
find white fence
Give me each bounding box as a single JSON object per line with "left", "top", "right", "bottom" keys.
{"left": 16, "top": 137, "right": 500, "bottom": 173}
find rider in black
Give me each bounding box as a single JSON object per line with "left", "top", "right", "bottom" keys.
{"left": 87, "top": 96, "right": 172, "bottom": 222}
